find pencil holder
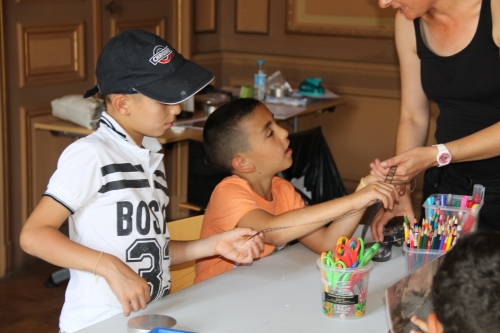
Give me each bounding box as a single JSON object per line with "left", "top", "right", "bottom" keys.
{"left": 403, "top": 247, "right": 447, "bottom": 272}
{"left": 422, "top": 191, "right": 484, "bottom": 235}
{"left": 404, "top": 188, "right": 485, "bottom": 272}
{"left": 317, "top": 259, "right": 374, "bottom": 320}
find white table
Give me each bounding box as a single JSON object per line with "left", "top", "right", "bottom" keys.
{"left": 78, "top": 230, "right": 407, "bottom": 333}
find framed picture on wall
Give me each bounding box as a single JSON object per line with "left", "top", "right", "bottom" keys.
{"left": 286, "top": 0, "right": 394, "bottom": 39}
{"left": 194, "top": 0, "right": 216, "bottom": 33}
{"left": 235, "top": 0, "right": 269, "bottom": 34}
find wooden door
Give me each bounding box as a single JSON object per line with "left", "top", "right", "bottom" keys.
{"left": 101, "top": 0, "right": 169, "bottom": 46}
{"left": 0, "top": 0, "right": 187, "bottom": 274}
{"left": 99, "top": 0, "right": 191, "bottom": 57}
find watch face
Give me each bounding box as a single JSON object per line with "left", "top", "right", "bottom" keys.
{"left": 438, "top": 153, "right": 451, "bottom": 164}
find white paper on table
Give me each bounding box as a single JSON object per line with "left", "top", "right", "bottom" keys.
{"left": 173, "top": 116, "right": 207, "bottom": 131}
{"left": 265, "top": 103, "right": 307, "bottom": 120}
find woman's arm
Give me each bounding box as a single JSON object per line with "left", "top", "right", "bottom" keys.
{"left": 370, "top": 13, "right": 431, "bottom": 184}
{"left": 492, "top": 0, "right": 500, "bottom": 47}
{"left": 376, "top": 122, "right": 500, "bottom": 184}
{"left": 369, "top": 14, "right": 429, "bottom": 240}
{"left": 395, "top": 12, "right": 432, "bottom": 155}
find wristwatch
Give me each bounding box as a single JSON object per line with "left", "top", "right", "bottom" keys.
{"left": 433, "top": 144, "right": 452, "bottom": 167}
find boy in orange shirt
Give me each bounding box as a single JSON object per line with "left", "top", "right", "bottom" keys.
{"left": 194, "top": 98, "right": 399, "bottom": 283}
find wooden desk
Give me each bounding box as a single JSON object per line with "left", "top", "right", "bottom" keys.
{"left": 77, "top": 226, "right": 406, "bottom": 333}
{"left": 33, "top": 98, "right": 346, "bottom": 137}
{"left": 33, "top": 114, "right": 204, "bottom": 144}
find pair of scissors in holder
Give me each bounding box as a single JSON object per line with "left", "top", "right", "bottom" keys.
{"left": 357, "top": 242, "right": 380, "bottom": 268}
{"left": 334, "top": 237, "right": 362, "bottom": 267}
{"left": 345, "top": 243, "right": 381, "bottom": 292}
{"left": 321, "top": 251, "right": 347, "bottom": 287}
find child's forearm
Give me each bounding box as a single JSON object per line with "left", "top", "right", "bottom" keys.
{"left": 169, "top": 238, "right": 217, "bottom": 265}
{"left": 20, "top": 197, "right": 138, "bottom": 284}
{"left": 170, "top": 228, "right": 263, "bottom": 266}
{"left": 21, "top": 223, "right": 133, "bottom": 285}
{"left": 358, "top": 174, "right": 376, "bottom": 189}
{"left": 21, "top": 224, "right": 103, "bottom": 273}
{"left": 239, "top": 195, "right": 357, "bottom": 246}
{"left": 238, "top": 176, "right": 396, "bottom": 246}
{"left": 298, "top": 176, "right": 373, "bottom": 253}
{"left": 21, "top": 213, "right": 150, "bottom": 316}
{"left": 298, "top": 214, "right": 360, "bottom": 254}
{"left": 20, "top": 197, "right": 105, "bottom": 274}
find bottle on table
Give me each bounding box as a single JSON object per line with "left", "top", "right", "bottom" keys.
{"left": 254, "top": 59, "right": 267, "bottom": 101}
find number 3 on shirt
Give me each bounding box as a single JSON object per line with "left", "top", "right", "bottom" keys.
{"left": 126, "top": 238, "right": 170, "bottom": 300}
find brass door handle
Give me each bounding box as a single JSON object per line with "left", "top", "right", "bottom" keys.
{"left": 105, "top": 0, "right": 117, "bottom": 14}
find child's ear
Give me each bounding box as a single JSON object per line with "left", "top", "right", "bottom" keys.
{"left": 427, "top": 313, "right": 444, "bottom": 333}
{"left": 110, "top": 94, "right": 131, "bottom": 115}
{"left": 232, "top": 155, "right": 254, "bottom": 173}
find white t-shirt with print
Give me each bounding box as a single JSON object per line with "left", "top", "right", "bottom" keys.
{"left": 45, "top": 112, "right": 171, "bottom": 332}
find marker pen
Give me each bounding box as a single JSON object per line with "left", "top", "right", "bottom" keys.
{"left": 446, "top": 193, "right": 452, "bottom": 206}
{"left": 460, "top": 195, "right": 468, "bottom": 208}
{"left": 472, "top": 184, "right": 484, "bottom": 204}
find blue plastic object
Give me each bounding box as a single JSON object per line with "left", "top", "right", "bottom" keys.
{"left": 148, "top": 328, "right": 197, "bottom": 333}
{"left": 298, "top": 77, "right": 325, "bottom": 97}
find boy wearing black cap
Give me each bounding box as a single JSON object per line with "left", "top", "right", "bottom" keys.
{"left": 19, "top": 30, "right": 264, "bottom": 333}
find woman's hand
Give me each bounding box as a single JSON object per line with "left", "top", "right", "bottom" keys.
{"left": 215, "top": 228, "right": 265, "bottom": 264}
{"left": 370, "top": 190, "right": 416, "bottom": 242}
{"left": 370, "top": 147, "right": 437, "bottom": 184}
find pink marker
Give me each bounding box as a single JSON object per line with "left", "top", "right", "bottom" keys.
{"left": 460, "top": 195, "right": 468, "bottom": 209}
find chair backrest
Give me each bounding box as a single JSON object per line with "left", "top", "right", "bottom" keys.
{"left": 168, "top": 214, "right": 204, "bottom": 293}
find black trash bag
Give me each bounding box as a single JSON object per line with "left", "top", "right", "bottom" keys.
{"left": 187, "top": 140, "right": 231, "bottom": 210}
{"left": 280, "top": 127, "right": 347, "bottom": 205}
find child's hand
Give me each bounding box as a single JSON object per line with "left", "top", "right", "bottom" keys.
{"left": 409, "top": 315, "right": 429, "bottom": 333}
{"left": 350, "top": 181, "right": 399, "bottom": 211}
{"left": 99, "top": 254, "right": 151, "bottom": 316}
{"left": 371, "top": 191, "right": 417, "bottom": 242}
{"left": 215, "top": 228, "right": 265, "bottom": 264}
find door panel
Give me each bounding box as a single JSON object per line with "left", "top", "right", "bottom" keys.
{"left": 101, "top": 0, "right": 173, "bottom": 46}
{"left": 6, "top": 0, "right": 97, "bottom": 271}
{"left": 3, "top": 0, "right": 179, "bottom": 271}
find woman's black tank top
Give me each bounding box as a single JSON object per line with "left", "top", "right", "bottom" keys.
{"left": 414, "top": 0, "right": 500, "bottom": 177}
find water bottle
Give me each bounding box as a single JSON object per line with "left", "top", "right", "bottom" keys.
{"left": 254, "top": 59, "right": 267, "bottom": 101}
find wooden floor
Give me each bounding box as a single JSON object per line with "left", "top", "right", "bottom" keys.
{"left": 0, "top": 258, "right": 67, "bottom": 333}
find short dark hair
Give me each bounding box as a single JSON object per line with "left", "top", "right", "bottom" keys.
{"left": 203, "top": 98, "right": 262, "bottom": 171}
{"left": 432, "top": 231, "right": 500, "bottom": 333}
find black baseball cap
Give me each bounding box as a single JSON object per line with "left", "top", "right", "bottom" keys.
{"left": 84, "top": 29, "right": 214, "bottom": 104}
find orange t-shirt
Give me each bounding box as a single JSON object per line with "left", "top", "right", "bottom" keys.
{"left": 194, "top": 175, "right": 305, "bottom": 283}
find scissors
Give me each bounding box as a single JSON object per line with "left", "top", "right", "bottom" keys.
{"left": 336, "top": 236, "right": 349, "bottom": 246}
{"left": 321, "top": 251, "right": 348, "bottom": 287}
{"left": 344, "top": 243, "right": 381, "bottom": 292}
{"left": 334, "top": 238, "right": 361, "bottom": 267}
{"left": 357, "top": 243, "right": 380, "bottom": 268}
{"left": 334, "top": 236, "right": 351, "bottom": 266}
